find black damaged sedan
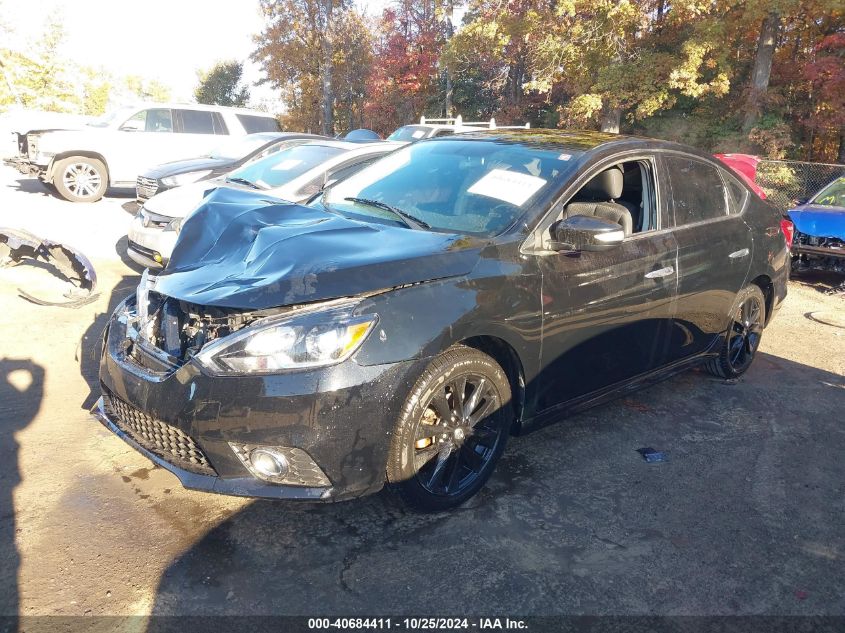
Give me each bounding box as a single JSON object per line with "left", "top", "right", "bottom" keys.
{"left": 93, "top": 130, "right": 790, "bottom": 511}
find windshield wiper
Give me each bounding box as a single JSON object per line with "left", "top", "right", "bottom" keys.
{"left": 226, "top": 177, "right": 260, "bottom": 189}
{"left": 343, "top": 197, "right": 430, "bottom": 230}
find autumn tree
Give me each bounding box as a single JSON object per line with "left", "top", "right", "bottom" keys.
{"left": 254, "top": 0, "right": 350, "bottom": 134}
{"left": 195, "top": 60, "right": 250, "bottom": 107}
{"left": 363, "top": 1, "right": 449, "bottom": 134}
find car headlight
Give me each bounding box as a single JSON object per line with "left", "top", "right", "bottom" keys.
{"left": 194, "top": 302, "right": 377, "bottom": 375}
{"left": 161, "top": 170, "right": 212, "bottom": 187}
{"left": 163, "top": 216, "right": 183, "bottom": 232}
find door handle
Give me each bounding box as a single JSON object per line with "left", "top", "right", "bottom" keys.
{"left": 729, "top": 248, "right": 750, "bottom": 259}
{"left": 645, "top": 266, "right": 674, "bottom": 279}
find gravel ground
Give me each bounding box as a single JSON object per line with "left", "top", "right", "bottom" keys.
{"left": 0, "top": 164, "right": 843, "bottom": 618}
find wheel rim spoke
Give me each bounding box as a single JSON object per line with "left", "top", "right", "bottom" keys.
{"left": 460, "top": 444, "right": 485, "bottom": 472}
{"left": 468, "top": 395, "right": 497, "bottom": 427}
{"left": 426, "top": 446, "right": 453, "bottom": 489}
{"left": 444, "top": 452, "right": 463, "bottom": 492}
{"left": 464, "top": 377, "right": 486, "bottom": 417}
{"left": 451, "top": 377, "right": 467, "bottom": 419}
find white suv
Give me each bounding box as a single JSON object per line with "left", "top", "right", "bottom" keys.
{"left": 16, "top": 103, "right": 280, "bottom": 202}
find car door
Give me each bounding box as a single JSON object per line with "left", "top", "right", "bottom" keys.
{"left": 108, "top": 108, "right": 181, "bottom": 184}
{"left": 534, "top": 154, "right": 679, "bottom": 412}
{"left": 661, "top": 153, "right": 753, "bottom": 362}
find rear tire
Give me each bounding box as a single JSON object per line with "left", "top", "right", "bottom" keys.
{"left": 705, "top": 285, "right": 766, "bottom": 379}
{"left": 387, "top": 346, "right": 512, "bottom": 512}
{"left": 53, "top": 156, "right": 108, "bottom": 203}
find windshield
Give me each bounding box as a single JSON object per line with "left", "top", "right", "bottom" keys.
{"left": 322, "top": 139, "right": 577, "bottom": 236}
{"left": 86, "top": 107, "right": 136, "bottom": 128}
{"left": 226, "top": 144, "right": 346, "bottom": 190}
{"left": 811, "top": 178, "right": 845, "bottom": 208}
{"left": 209, "top": 135, "right": 275, "bottom": 160}
{"left": 387, "top": 125, "right": 433, "bottom": 142}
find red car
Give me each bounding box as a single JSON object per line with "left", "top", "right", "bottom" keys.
{"left": 715, "top": 153, "right": 767, "bottom": 199}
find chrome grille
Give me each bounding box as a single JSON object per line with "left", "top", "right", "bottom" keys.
{"left": 104, "top": 391, "right": 215, "bottom": 475}
{"left": 136, "top": 176, "right": 159, "bottom": 200}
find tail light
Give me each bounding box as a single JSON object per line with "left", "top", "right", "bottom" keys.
{"left": 780, "top": 218, "right": 794, "bottom": 250}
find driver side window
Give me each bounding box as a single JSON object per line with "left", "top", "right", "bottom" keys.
{"left": 120, "top": 109, "right": 173, "bottom": 133}
{"left": 549, "top": 158, "right": 658, "bottom": 241}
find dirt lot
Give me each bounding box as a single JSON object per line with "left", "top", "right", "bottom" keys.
{"left": 1, "top": 164, "right": 844, "bottom": 618}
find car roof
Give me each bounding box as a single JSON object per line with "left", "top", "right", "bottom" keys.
{"left": 437, "top": 128, "right": 641, "bottom": 151}
{"left": 120, "top": 102, "right": 277, "bottom": 116}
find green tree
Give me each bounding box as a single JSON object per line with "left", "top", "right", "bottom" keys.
{"left": 194, "top": 60, "right": 250, "bottom": 107}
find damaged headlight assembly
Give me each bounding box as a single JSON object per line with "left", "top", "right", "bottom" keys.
{"left": 194, "top": 303, "right": 378, "bottom": 375}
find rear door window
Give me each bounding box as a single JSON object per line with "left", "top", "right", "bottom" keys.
{"left": 177, "top": 109, "right": 216, "bottom": 135}
{"left": 665, "top": 156, "right": 729, "bottom": 226}
{"left": 236, "top": 114, "right": 281, "bottom": 133}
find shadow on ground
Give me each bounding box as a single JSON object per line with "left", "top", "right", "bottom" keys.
{"left": 0, "top": 358, "right": 44, "bottom": 616}
{"left": 146, "top": 352, "right": 845, "bottom": 616}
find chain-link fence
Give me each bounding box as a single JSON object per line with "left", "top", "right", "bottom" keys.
{"left": 757, "top": 159, "right": 845, "bottom": 212}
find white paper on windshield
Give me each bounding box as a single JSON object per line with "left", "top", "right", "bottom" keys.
{"left": 558, "top": 153, "right": 572, "bottom": 161}
{"left": 272, "top": 159, "right": 303, "bottom": 171}
{"left": 412, "top": 130, "right": 426, "bottom": 139}
{"left": 467, "top": 169, "right": 547, "bottom": 207}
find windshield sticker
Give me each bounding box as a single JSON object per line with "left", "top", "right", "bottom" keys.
{"left": 412, "top": 130, "right": 426, "bottom": 139}
{"left": 467, "top": 169, "right": 547, "bottom": 207}
{"left": 558, "top": 153, "right": 572, "bottom": 161}
{"left": 272, "top": 159, "right": 303, "bottom": 171}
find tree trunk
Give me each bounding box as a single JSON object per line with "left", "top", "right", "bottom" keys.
{"left": 838, "top": 131, "right": 845, "bottom": 165}
{"left": 742, "top": 12, "right": 779, "bottom": 135}
{"left": 600, "top": 103, "right": 621, "bottom": 133}
{"left": 320, "top": 0, "right": 334, "bottom": 137}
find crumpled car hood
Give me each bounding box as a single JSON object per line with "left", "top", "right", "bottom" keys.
{"left": 788, "top": 204, "right": 845, "bottom": 240}
{"left": 155, "top": 188, "right": 483, "bottom": 309}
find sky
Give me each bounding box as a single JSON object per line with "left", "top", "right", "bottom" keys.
{"left": 2, "top": 0, "right": 391, "bottom": 109}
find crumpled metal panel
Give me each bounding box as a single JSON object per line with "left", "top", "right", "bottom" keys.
{"left": 156, "top": 186, "right": 484, "bottom": 310}
{"left": 788, "top": 205, "right": 845, "bottom": 240}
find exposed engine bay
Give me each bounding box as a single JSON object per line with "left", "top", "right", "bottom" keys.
{"left": 792, "top": 231, "right": 845, "bottom": 295}
{"left": 128, "top": 273, "right": 286, "bottom": 366}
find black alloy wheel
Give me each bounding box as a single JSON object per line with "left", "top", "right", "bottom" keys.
{"left": 388, "top": 346, "right": 512, "bottom": 511}
{"left": 705, "top": 285, "right": 766, "bottom": 379}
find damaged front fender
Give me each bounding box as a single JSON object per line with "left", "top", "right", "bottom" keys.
{"left": 0, "top": 227, "right": 99, "bottom": 307}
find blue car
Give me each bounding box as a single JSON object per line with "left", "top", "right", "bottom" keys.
{"left": 788, "top": 177, "right": 845, "bottom": 284}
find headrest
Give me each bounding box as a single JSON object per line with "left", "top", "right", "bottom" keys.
{"left": 580, "top": 167, "right": 624, "bottom": 200}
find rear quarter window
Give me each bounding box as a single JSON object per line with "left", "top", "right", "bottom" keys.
{"left": 236, "top": 114, "right": 282, "bottom": 133}
{"left": 665, "top": 155, "right": 729, "bottom": 226}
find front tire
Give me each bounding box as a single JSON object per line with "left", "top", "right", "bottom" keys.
{"left": 705, "top": 284, "right": 766, "bottom": 379}
{"left": 387, "top": 346, "right": 513, "bottom": 512}
{"left": 53, "top": 157, "right": 108, "bottom": 202}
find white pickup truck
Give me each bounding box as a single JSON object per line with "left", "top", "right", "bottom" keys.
{"left": 8, "top": 103, "right": 280, "bottom": 202}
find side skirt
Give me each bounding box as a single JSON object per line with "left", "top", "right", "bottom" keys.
{"left": 515, "top": 347, "right": 722, "bottom": 435}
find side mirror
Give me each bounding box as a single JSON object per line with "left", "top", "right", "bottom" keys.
{"left": 549, "top": 215, "right": 625, "bottom": 252}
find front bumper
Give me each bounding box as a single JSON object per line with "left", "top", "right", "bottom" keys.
{"left": 792, "top": 243, "right": 845, "bottom": 259}
{"left": 2, "top": 156, "right": 40, "bottom": 176}
{"left": 126, "top": 215, "right": 178, "bottom": 268}
{"left": 94, "top": 306, "right": 423, "bottom": 501}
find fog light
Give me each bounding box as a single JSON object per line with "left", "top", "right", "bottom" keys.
{"left": 153, "top": 252, "right": 163, "bottom": 264}
{"left": 249, "top": 448, "right": 289, "bottom": 478}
